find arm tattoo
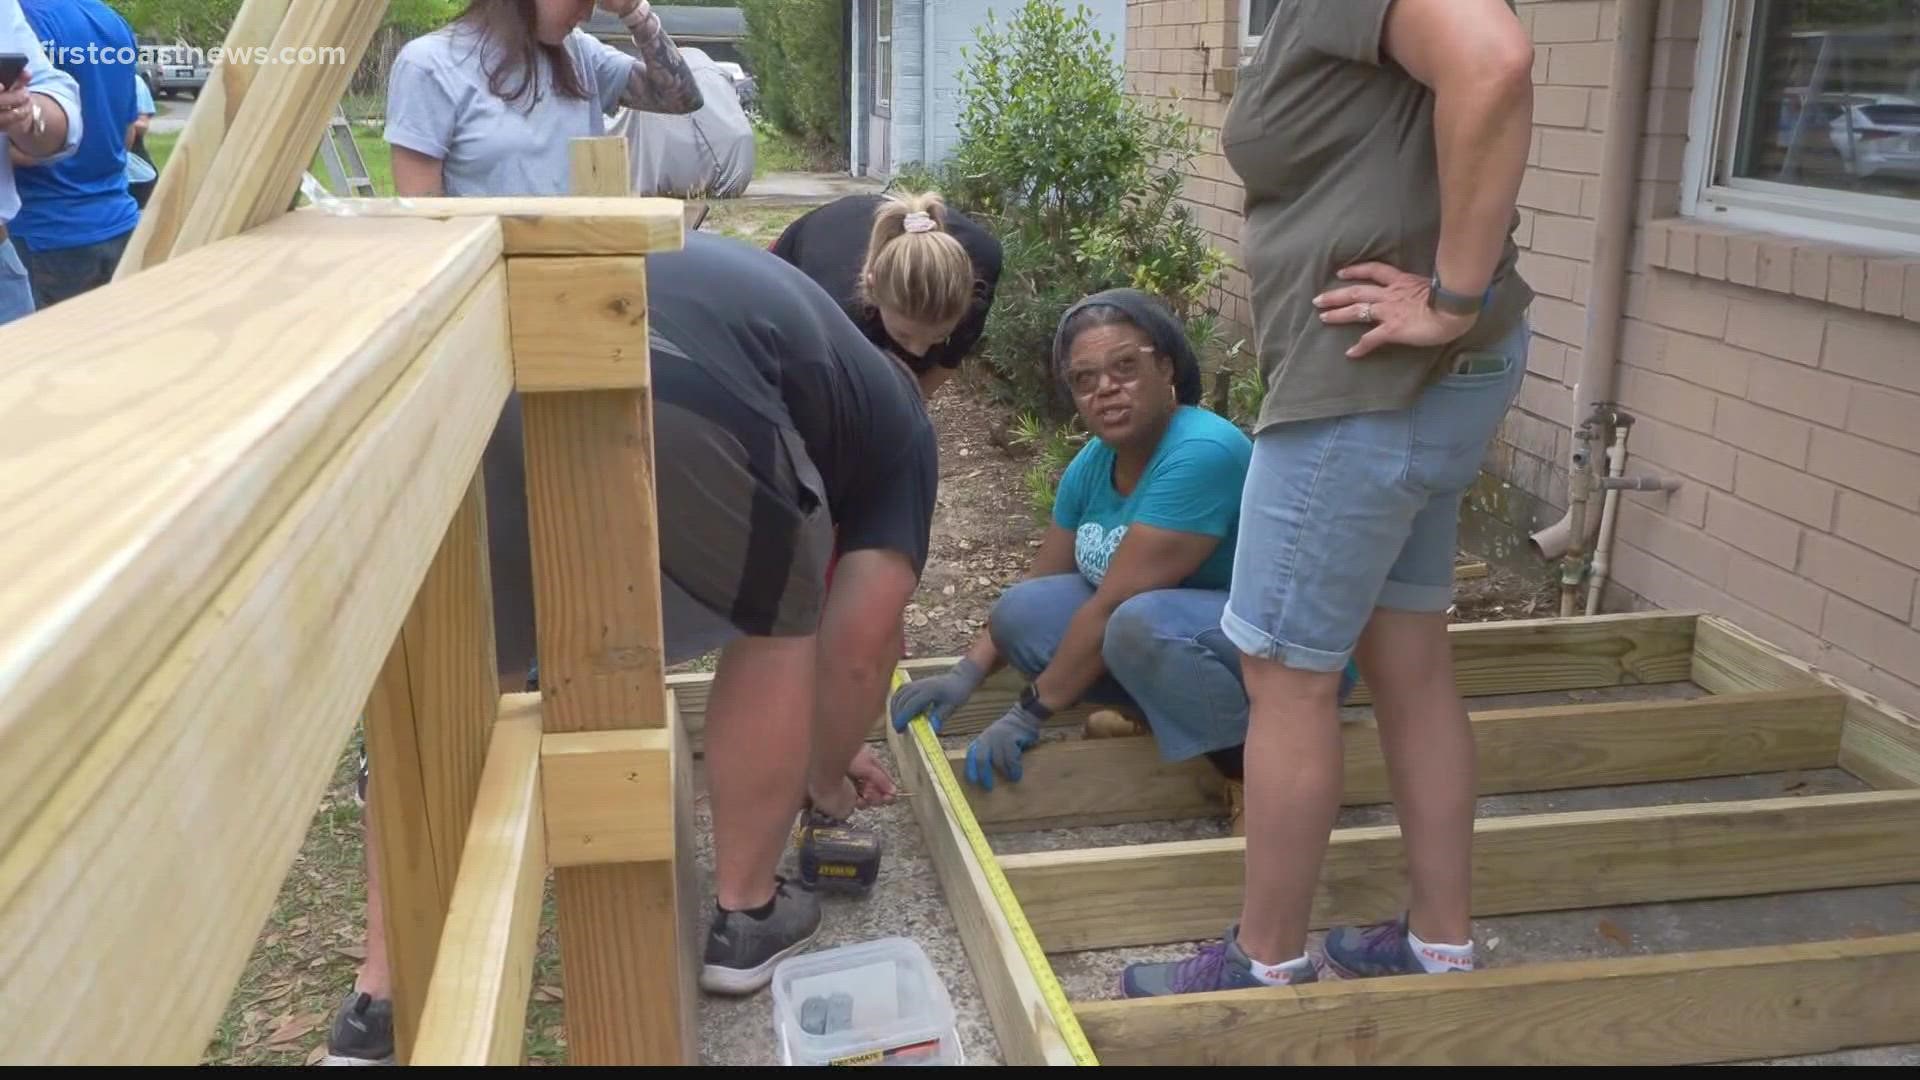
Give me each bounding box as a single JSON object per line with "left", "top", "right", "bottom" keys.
{"left": 622, "top": 25, "right": 705, "bottom": 115}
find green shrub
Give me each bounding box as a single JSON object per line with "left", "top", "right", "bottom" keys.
{"left": 740, "top": 0, "right": 846, "bottom": 164}
{"left": 935, "top": 0, "right": 1229, "bottom": 424}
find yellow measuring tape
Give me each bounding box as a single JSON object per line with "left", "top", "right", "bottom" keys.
{"left": 893, "top": 670, "right": 1100, "bottom": 1066}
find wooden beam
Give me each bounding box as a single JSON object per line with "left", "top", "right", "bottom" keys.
{"left": 363, "top": 472, "right": 500, "bottom": 1060}
{"left": 297, "top": 196, "right": 686, "bottom": 256}
{"left": 1073, "top": 931, "right": 1920, "bottom": 1065}
{"left": 164, "top": 0, "right": 390, "bottom": 258}
{"left": 0, "top": 266, "right": 514, "bottom": 1063}
{"left": 522, "top": 135, "right": 694, "bottom": 1065}
{"left": 0, "top": 212, "right": 502, "bottom": 863}
{"left": 668, "top": 612, "right": 1702, "bottom": 746}
{"left": 1693, "top": 615, "right": 1920, "bottom": 791}
{"left": 411, "top": 697, "right": 546, "bottom": 1066}
{"left": 506, "top": 256, "right": 653, "bottom": 391}
{"left": 954, "top": 687, "right": 1846, "bottom": 832}
{"left": 112, "top": 0, "right": 296, "bottom": 279}
{"left": 885, "top": 717, "right": 1086, "bottom": 1066}
{"left": 540, "top": 729, "right": 675, "bottom": 867}
{"left": 1000, "top": 789, "right": 1920, "bottom": 953}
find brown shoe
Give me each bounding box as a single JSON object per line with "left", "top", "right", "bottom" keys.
{"left": 1225, "top": 779, "right": 1246, "bottom": 837}
{"left": 1084, "top": 709, "right": 1149, "bottom": 739}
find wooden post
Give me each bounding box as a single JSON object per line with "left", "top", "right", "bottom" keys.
{"left": 363, "top": 472, "right": 501, "bottom": 1061}
{"left": 520, "top": 135, "right": 696, "bottom": 1064}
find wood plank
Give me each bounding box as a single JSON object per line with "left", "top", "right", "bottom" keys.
{"left": 411, "top": 698, "right": 545, "bottom": 1066}
{"left": 299, "top": 196, "right": 686, "bottom": 255}
{"left": 0, "top": 212, "right": 502, "bottom": 862}
{"left": 540, "top": 729, "right": 674, "bottom": 867}
{"left": 999, "top": 789, "right": 1920, "bottom": 953}
{"left": 1073, "top": 931, "right": 1920, "bottom": 1065}
{"left": 884, "top": 717, "right": 1083, "bottom": 1066}
{"left": 0, "top": 268, "right": 514, "bottom": 1063}
{"left": 669, "top": 612, "right": 1702, "bottom": 747}
{"left": 363, "top": 473, "right": 500, "bottom": 1060}
{"left": 954, "top": 687, "right": 1845, "bottom": 832}
{"left": 522, "top": 135, "right": 694, "bottom": 1066}
{"left": 506, "top": 256, "right": 653, "bottom": 391}
{"left": 112, "top": 0, "right": 295, "bottom": 279}
{"left": 165, "top": 0, "right": 390, "bottom": 257}
{"left": 1693, "top": 615, "right": 1920, "bottom": 790}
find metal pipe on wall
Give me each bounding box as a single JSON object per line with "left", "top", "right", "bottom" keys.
{"left": 1530, "top": 0, "right": 1660, "bottom": 562}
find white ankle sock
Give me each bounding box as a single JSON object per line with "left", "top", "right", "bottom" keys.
{"left": 1248, "top": 952, "right": 1315, "bottom": 986}
{"left": 1408, "top": 929, "right": 1474, "bottom": 973}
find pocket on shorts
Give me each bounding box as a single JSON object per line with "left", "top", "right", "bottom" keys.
{"left": 1407, "top": 349, "right": 1522, "bottom": 493}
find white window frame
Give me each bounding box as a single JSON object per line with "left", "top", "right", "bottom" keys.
{"left": 1241, "top": 0, "right": 1278, "bottom": 49}
{"left": 1681, "top": 0, "right": 1920, "bottom": 256}
{"left": 874, "top": 0, "right": 893, "bottom": 116}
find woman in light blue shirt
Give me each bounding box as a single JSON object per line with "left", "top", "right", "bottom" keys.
{"left": 887, "top": 289, "right": 1358, "bottom": 809}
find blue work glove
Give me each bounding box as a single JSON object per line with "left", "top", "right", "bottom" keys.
{"left": 964, "top": 697, "right": 1046, "bottom": 790}
{"left": 889, "top": 657, "right": 985, "bottom": 733}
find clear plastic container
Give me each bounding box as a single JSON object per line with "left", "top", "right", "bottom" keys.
{"left": 770, "top": 937, "right": 963, "bottom": 1066}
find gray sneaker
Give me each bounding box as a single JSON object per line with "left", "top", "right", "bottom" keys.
{"left": 1120, "top": 923, "right": 1317, "bottom": 997}
{"left": 699, "top": 876, "right": 822, "bottom": 995}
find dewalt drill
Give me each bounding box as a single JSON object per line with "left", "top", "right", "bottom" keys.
{"left": 793, "top": 806, "right": 882, "bottom": 896}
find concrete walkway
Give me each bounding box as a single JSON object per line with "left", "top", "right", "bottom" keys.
{"left": 740, "top": 171, "right": 885, "bottom": 203}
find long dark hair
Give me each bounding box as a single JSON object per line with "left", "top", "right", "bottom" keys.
{"left": 454, "top": 0, "right": 589, "bottom": 111}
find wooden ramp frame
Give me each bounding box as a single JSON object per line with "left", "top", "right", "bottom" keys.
{"left": 0, "top": 92, "right": 706, "bottom": 1060}
{"left": 704, "top": 609, "right": 1913, "bottom": 1067}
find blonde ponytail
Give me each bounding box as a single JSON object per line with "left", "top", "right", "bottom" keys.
{"left": 860, "top": 192, "right": 976, "bottom": 332}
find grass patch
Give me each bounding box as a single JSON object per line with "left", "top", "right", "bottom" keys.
{"left": 145, "top": 122, "right": 396, "bottom": 198}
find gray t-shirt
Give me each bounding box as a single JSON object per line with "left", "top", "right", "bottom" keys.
{"left": 1222, "top": 0, "right": 1533, "bottom": 430}
{"left": 383, "top": 24, "right": 636, "bottom": 196}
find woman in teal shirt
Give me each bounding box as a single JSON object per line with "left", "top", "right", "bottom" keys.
{"left": 889, "top": 288, "right": 1355, "bottom": 809}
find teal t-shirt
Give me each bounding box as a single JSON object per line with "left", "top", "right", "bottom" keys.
{"left": 1051, "top": 406, "right": 1253, "bottom": 591}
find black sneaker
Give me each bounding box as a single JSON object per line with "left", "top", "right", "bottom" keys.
{"left": 699, "top": 876, "right": 821, "bottom": 996}
{"left": 321, "top": 991, "right": 393, "bottom": 1066}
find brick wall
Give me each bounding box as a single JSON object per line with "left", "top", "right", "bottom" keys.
{"left": 1127, "top": 0, "right": 1920, "bottom": 716}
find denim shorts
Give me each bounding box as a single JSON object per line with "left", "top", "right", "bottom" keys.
{"left": 1221, "top": 318, "right": 1530, "bottom": 672}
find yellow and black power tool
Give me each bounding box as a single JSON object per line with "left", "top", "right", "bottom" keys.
{"left": 793, "top": 808, "right": 882, "bottom": 896}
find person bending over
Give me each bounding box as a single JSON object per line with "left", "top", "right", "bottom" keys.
{"left": 645, "top": 232, "right": 939, "bottom": 996}
{"left": 770, "top": 190, "right": 1001, "bottom": 400}
{"left": 885, "top": 288, "right": 1355, "bottom": 827}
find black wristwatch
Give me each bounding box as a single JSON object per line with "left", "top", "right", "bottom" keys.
{"left": 1429, "top": 274, "right": 1492, "bottom": 316}
{"left": 1018, "top": 683, "right": 1055, "bottom": 721}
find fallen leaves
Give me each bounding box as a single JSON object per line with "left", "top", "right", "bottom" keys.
{"left": 534, "top": 984, "right": 565, "bottom": 1003}
{"left": 267, "top": 1011, "right": 325, "bottom": 1046}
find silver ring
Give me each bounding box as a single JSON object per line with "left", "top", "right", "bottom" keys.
{"left": 1360, "top": 302, "right": 1374, "bottom": 323}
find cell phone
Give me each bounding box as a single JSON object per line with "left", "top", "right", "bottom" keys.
{"left": 0, "top": 54, "right": 28, "bottom": 89}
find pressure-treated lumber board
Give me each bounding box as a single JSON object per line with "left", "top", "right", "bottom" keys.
{"left": 0, "top": 266, "right": 514, "bottom": 1063}
{"left": 0, "top": 212, "right": 502, "bottom": 862}
{"left": 669, "top": 611, "right": 1701, "bottom": 747}
{"left": 540, "top": 729, "right": 675, "bottom": 867}
{"left": 1073, "top": 931, "right": 1920, "bottom": 1065}
{"left": 299, "top": 196, "right": 687, "bottom": 255}
{"left": 165, "top": 0, "right": 390, "bottom": 258}
{"left": 885, "top": 718, "right": 1084, "bottom": 1066}
{"left": 411, "top": 696, "right": 545, "bottom": 1066}
{"left": 506, "top": 256, "right": 653, "bottom": 391}
{"left": 954, "top": 687, "right": 1846, "bottom": 832}
{"left": 1000, "top": 788, "right": 1920, "bottom": 953}
{"left": 520, "top": 135, "right": 694, "bottom": 1066}
{"left": 363, "top": 473, "right": 500, "bottom": 1061}
{"left": 112, "top": 0, "right": 295, "bottom": 278}
{"left": 1693, "top": 615, "right": 1920, "bottom": 790}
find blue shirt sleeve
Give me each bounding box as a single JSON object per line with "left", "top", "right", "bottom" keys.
{"left": 1130, "top": 433, "right": 1248, "bottom": 539}
{"left": 135, "top": 73, "right": 152, "bottom": 115}
{"left": 1050, "top": 442, "right": 1098, "bottom": 532}
{"left": 382, "top": 38, "right": 458, "bottom": 160}
{"left": 571, "top": 28, "right": 639, "bottom": 116}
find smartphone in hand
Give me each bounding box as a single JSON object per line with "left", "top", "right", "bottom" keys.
{"left": 0, "top": 53, "right": 29, "bottom": 90}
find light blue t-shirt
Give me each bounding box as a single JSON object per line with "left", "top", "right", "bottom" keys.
{"left": 1051, "top": 405, "right": 1252, "bottom": 592}
{"left": 383, "top": 24, "right": 636, "bottom": 196}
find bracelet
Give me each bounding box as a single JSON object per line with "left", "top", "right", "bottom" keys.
{"left": 621, "top": 6, "right": 656, "bottom": 33}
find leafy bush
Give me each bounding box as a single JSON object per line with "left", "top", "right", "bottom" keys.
{"left": 740, "top": 0, "right": 846, "bottom": 164}
{"left": 930, "top": 0, "right": 1229, "bottom": 424}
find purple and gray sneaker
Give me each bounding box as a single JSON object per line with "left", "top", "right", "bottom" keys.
{"left": 1323, "top": 913, "right": 1472, "bottom": 978}
{"left": 1119, "top": 925, "right": 1317, "bottom": 997}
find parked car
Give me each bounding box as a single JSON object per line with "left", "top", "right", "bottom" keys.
{"left": 141, "top": 37, "right": 208, "bottom": 98}
{"left": 1829, "top": 96, "right": 1920, "bottom": 182}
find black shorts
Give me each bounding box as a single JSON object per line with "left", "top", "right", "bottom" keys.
{"left": 652, "top": 334, "right": 835, "bottom": 660}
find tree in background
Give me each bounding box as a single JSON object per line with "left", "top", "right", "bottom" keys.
{"left": 739, "top": 0, "right": 844, "bottom": 165}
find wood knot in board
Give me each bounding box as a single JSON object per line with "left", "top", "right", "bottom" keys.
{"left": 602, "top": 294, "right": 646, "bottom": 326}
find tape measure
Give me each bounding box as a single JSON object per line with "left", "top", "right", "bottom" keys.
{"left": 896, "top": 672, "right": 1100, "bottom": 1066}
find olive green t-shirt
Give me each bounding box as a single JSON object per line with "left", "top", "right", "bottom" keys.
{"left": 1222, "top": 0, "right": 1534, "bottom": 431}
